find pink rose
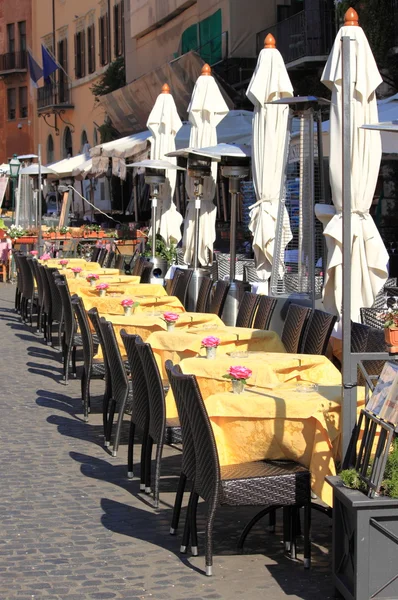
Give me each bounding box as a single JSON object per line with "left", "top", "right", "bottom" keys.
{"left": 227, "top": 366, "right": 252, "bottom": 381}
{"left": 30, "top": 250, "right": 38, "bottom": 256}
{"left": 201, "top": 336, "right": 220, "bottom": 348}
{"left": 40, "top": 253, "right": 51, "bottom": 260}
{"left": 72, "top": 267, "right": 82, "bottom": 273}
{"left": 163, "top": 312, "right": 179, "bottom": 323}
{"left": 86, "top": 274, "right": 99, "bottom": 281}
{"left": 121, "top": 298, "right": 134, "bottom": 307}
{"left": 59, "top": 259, "right": 69, "bottom": 266}
{"left": 96, "top": 283, "right": 109, "bottom": 290}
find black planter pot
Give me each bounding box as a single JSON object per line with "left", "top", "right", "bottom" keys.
{"left": 327, "top": 476, "right": 398, "bottom": 600}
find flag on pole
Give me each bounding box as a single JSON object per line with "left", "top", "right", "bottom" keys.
{"left": 41, "top": 44, "right": 59, "bottom": 83}
{"left": 27, "top": 50, "right": 43, "bottom": 88}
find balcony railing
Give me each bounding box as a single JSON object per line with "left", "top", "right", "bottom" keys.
{"left": 257, "top": 9, "right": 335, "bottom": 66}
{"left": 37, "top": 82, "right": 73, "bottom": 111}
{"left": 0, "top": 51, "right": 27, "bottom": 73}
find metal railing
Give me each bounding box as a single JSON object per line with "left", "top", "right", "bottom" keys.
{"left": 257, "top": 9, "right": 335, "bottom": 65}
{"left": 0, "top": 51, "right": 27, "bottom": 72}
{"left": 37, "top": 82, "right": 73, "bottom": 110}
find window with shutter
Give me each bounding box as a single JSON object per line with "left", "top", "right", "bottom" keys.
{"left": 88, "top": 24, "right": 95, "bottom": 73}
{"left": 7, "top": 88, "right": 16, "bottom": 120}
{"left": 99, "top": 16, "right": 109, "bottom": 66}
{"left": 74, "top": 31, "right": 86, "bottom": 79}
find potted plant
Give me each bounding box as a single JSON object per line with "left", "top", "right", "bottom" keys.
{"left": 201, "top": 336, "right": 220, "bottom": 359}
{"left": 381, "top": 307, "right": 398, "bottom": 351}
{"left": 162, "top": 312, "right": 179, "bottom": 332}
{"left": 142, "top": 234, "right": 177, "bottom": 275}
{"left": 327, "top": 423, "right": 398, "bottom": 600}
{"left": 222, "top": 366, "right": 252, "bottom": 394}
{"left": 59, "top": 226, "right": 70, "bottom": 238}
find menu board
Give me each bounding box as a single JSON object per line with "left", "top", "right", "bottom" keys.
{"left": 367, "top": 361, "right": 398, "bottom": 425}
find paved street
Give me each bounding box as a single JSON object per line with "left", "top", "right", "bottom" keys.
{"left": 0, "top": 283, "right": 334, "bottom": 599}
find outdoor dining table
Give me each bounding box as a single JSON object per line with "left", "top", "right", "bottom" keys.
{"left": 67, "top": 278, "right": 160, "bottom": 296}
{"left": 146, "top": 326, "right": 285, "bottom": 378}
{"left": 40, "top": 258, "right": 111, "bottom": 270}
{"left": 80, "top": 290, "right": 185, "bottom": 315}
{"left": 97, "top": 311, "right": 225, "bottom": 356}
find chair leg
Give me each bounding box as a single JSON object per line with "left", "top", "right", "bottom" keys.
{"left": 139, "top": 426, "right": 149, "bottom": 491}
{"left": 170, "top": 472, "right": 187, "bottom": 534}
{"left": 64, "top": 344, "right": 71, "bottom": 384}
{"left": 303, "top": 504, "right": 311, "bottom": 569}
{"left": 47, "top": 316, "right": 53, "bottom": 346}
{"left": 102, "top": 379, "right": 112, "bottom": 441}
{"left": 153, "top": 440, "right": 164, "bottom": 509}
{"left": 81, "top": 369, "right": 89, "bottom": 422}
{"left": 112, "top": 396, "right": 128, "bottom": 457}
{"left": 190, "top": 491, "right": 199, "bottom": 556}
{"left": 283, "top": 507, "right": 291, "bottom": 552}
{"left": 71, "top": 345, "right": 77, "bottom": 378}
{"left": 290, "top": 507, "right": 297, "bottom": 560}
{"left": 36, "top": 305, "right": 42, "bottom": 333}
{"left": 237, "top": 506, "right": 276, "bottom": 550}
{"left": 205, "top": 500, "right": 218, "bottom": 576}
{"left": 180, "top": 489, "right": 195, "bottom": 553}
{"left": 144, "top": 436, "right": 153, "bottom": 493}
{"left": 268, "top": 508, "right": 276, "bottom": 532}
{"left": 127, "top": 420, "right": 136, "bottom": 479}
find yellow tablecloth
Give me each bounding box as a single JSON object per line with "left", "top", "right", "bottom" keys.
{"left": 204, "top": 384, "right": 356, "bottom": 507}
{"left": 67, "top": 276, "right": 141, "bottom": 295}
{"left": 41, "top": 258, "right": 92, "bottom": 268}
{"left": 165, "top": 353, "right": 342, "bottom": 418}
{"left": 98, "top": 311, "right": 225, "bottom": 356}
{"left": 81, "top": 292, "right": 185, "bottom": 315}
{"left": 64, "top": 269, "right": 124, "bottom": 279}
{"left": 146, "top": 327, "right": 285, "bottom": 379}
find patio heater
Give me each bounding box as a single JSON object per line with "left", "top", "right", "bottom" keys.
{"left": 270, "top": 97, "right": 329, "bottom": 311}
{"left": 127, "top": 159, "right": 184, "bottom": 281}
{"left": 9, "top": 154, "right": 21, "bottom": 223}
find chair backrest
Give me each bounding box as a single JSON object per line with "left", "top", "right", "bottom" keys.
{"left": 281, "top": 304, "right": 312, "bottom": 353}
{"left": 372, "top": 278, "right": 397, "bottom": 309}
{"left": 99, "top": 318, "right": 129, "bottom": 407}
{"left": 252, "top": 295, "right": 277, "bottom": 330}
{"left": 114, "top": 254, "right": 124, "bottom": 270}
{"left": 300, "top": 309, "right": 337, "bottom": 355}
{"left": 104, "top": 250, "right": 115, "bottom": 268}
{"left": 170, "top": 365, "right": 220, "bottom": 503}
{"left": 132, "top": 256, "right": 147, "bottom": 277}
{"left": 38, "top": 263, "right": 52, "bottom": 314}
{"left": 135, "top": 337, "right": 166, "bottom": 443}
{"left": 140, "top": 263, "right": 153, "bottom": 283}
{"left": 90, "top": 247, "right": 101, "bottom": 262}
{"left": 360, "top": 307, "right": 384, "bottom": 330}
{"left": 98, "top": 248, "right": 108, "bottom": 266}
{"left": 19, "top": 255, "right": 35, "bottom": 298}
{"left": 120, "top": 331, "right": 149, "bottom": 432}
{"left": 56, "top": 281, "right": 75, "bottom": 346}
{"left": 13, "top": 252, "right": 23, "bottom": 291}
{"left": 172, "top": 268, "right": 193, "bottom": 307}
{"left": 30, "top": 258, "right": 44, "bottom": 307}
{"left": 350, "top": 321, "right": 386, "bottom": 386}
{"left": 209, "top": 280, "right": 230, "bottom": 316}
{"left": 87, "top": 307, "right": 110, "bottom": 385}
{"left": 235, "top": 292, "right": 260, "bottom": 328}
{"left": 45, "top": 267, "right": 64, "bottom": 322}
{"left": 165, "top": 361, "right": 196, "bottom": 481}
{"left": 72, "top": 295, "right": 94, "bottom": 374}
{"left": 169, "top": 270, "right": 184, "bottom": 296}
{"left": 243, "top": 264, "right": 264, "bottom": 283}
{"left": 195, "top": 276, "right": 213, "bottom": 313}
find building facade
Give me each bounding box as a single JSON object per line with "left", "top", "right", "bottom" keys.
{"left": 31, "top": 0, "right": 125, "bottom": 164}
{"left": 0, "top": 0, "right": 34, "bottom": 162}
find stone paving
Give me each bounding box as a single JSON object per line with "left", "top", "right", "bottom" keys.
{"left": 0, "top": 283, "right": 335, "bottom": 599}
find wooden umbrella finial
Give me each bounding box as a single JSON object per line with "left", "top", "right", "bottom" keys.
{"left": 201, "top": 63, "right": 211, "bottom": 76}
{"left": 161, "top": 83, "right": 170, "bottom": 94}
{"left": 344, "top": 8, "right": 359, "bottom": 26}
{"left": 264, "top": 33, "right": 276, "bottom": 49}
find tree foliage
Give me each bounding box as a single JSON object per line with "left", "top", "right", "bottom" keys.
{"left": 90, "top": 56, "right": 126, "bottom": 99}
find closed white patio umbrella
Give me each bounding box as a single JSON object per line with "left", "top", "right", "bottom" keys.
{"left": 183, "top": 64, "right": 229, "bottom": 266}
{"left": 246, "top": 34, "right": 293, "bottom": 281}
{"left": 320, "top": 8, "right": 389, "bottom": 324}
{"left": 147, "top": 83, "right": 183, "bottom": 246}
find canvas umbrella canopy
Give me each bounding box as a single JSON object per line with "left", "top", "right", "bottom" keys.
{"left": 183, "top": 64, "right": 229, "bottom": 266}
{"left": 147, "top": 83, "right": 183, "bottom": 246}
{"left": 319, "top": 8, "right": 389, "bottom": 324}
{"left": 246, "top": 34, "right": 294, "bottom": 281}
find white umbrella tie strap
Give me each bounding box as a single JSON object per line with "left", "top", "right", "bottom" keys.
{"left": 335, "top": 209, "right": 370, "bottom": 218}
{"left": 248, "top": 196, "right": 279, "bottom": 210}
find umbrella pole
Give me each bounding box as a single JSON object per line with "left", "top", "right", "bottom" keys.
{"left": 341, "top": 35, "right": 354, "bottom": 461}
{"left": 151, "top": 194, "right": 157, "bottom": 262}
{"left": 192, "top": 177, "right": 202, "bottom": 270}
{"left": 229, "top": 179, "right": 238, "bottom": 281}
{"left": 37, "top": 144, "right": 43, "bottom": 256}
{"left": 298, "top": 115, "right": 305, "bottom": 292}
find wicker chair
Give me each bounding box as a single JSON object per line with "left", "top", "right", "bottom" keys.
{"left": 132, "top": 256, "right": 148, "bottom": 277}
{"left": 281, "top": 304, "right": 312, "bottom": 353}
{"left": 97, "top": 248, "right": 108, "bottom": 267}
{"left": 37, "top": 263, "right": 53, "bottom": 342}
{"left": 44, "top": 267, "right": 64, "bottom": 348}
{"left": 30, "top": 258, "right": 45, "bottom": 334}
{"left": 104, "top": 250, "right": 115, "bottom": 268}
{"left": 371, "top": 278, "right": 397, "bottom": 309}
{"left": 135, "top": 338, "right": 182, "bottom": 508}
{"left": 87, "top": 308, "right": 112, "bottom": 440}
{"left": 360, "top": 307, "right": 384, "bottom": 330}
{"left": 195, "top": 277, "right": 213, "bottom": 313}
{"left": 56, "top": 281, "right": 83, "bottom": 384}
{"left": 351, "top": 322, "right": 386, "bottom": 386}
{"left": 72, "top": 296, "right": 106, "bottom": 421}
{"left": 120, "top": 331, "right": 150, "bottom": 487}
{"left": 170, "top": 364, "right": 311, "bottom": 575}
{"left": 99, "top": 318, "right": 132, "bottom": 456}
{"left": 13, "top": 252, "right": 23, "bottom": 313}
{"left": 208, "top": 280, "right": 230, "bottom": 316}
{"left": 235, "top": 292, "right": 260, "bottom": 328}
{"left": 252, "top": 295, "right": 277, "bottom": 330}
{"left": 300, "top": 309, "right": 337, "bottom": 355}
{"left": 168, "top": 270, "right": 183, "bottom": 296}
{"left": 173, "top": 268, "right": 193, "bottom": 308}
{"left": 90, "top": 247, "right": 101, "bottom": 262}
{"left": 114, "top": 254, "right": 125, "bottom": 270}
{"left": 165, "top": 361, "right": 197, "bottom": 538}
{"left": 140, "top": 264, "right": 153, "bottom": 283}
{"left": 19, "top": 255, "right": 37, "bottom": 325}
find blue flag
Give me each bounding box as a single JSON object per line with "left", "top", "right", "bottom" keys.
{"left": 27, "top": 50, "right": 43, "bottom": 88}
{"left": 41, "top": 44, "right": 59, "bottom": 83}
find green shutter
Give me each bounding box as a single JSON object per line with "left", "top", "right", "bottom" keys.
{"left": 181, "top": 23, "right": 199, "bottom": 55}
{"left": 198, "top": 9, "right": 222, "bottom": 64}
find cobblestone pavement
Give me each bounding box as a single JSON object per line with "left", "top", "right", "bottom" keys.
{"left": 0, "top": 283, "right": 335, "bottom": 599}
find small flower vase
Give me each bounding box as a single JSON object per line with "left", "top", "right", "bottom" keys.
{"left": 206, "top": 346, "right": 217, "bottom": 360}
{"left": 74, "top": 272, "right": 79, "bottom": 278}
{"left": 232, "top": 379, "right": 245, "bottom": 394}
{"left": 166, "top": 322, "right": 176, "bottom": 332}
{"left": 99, "top": 290, "right": 106, "bottom": 297}
{"left": 62, "top": 265, "right": 66, "bottom": 270}
{"left": 124, "top": 307, "right": 132, "bottom": 317}
{"left": 89, "top": 280, "right": 95, "bottom": 287}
